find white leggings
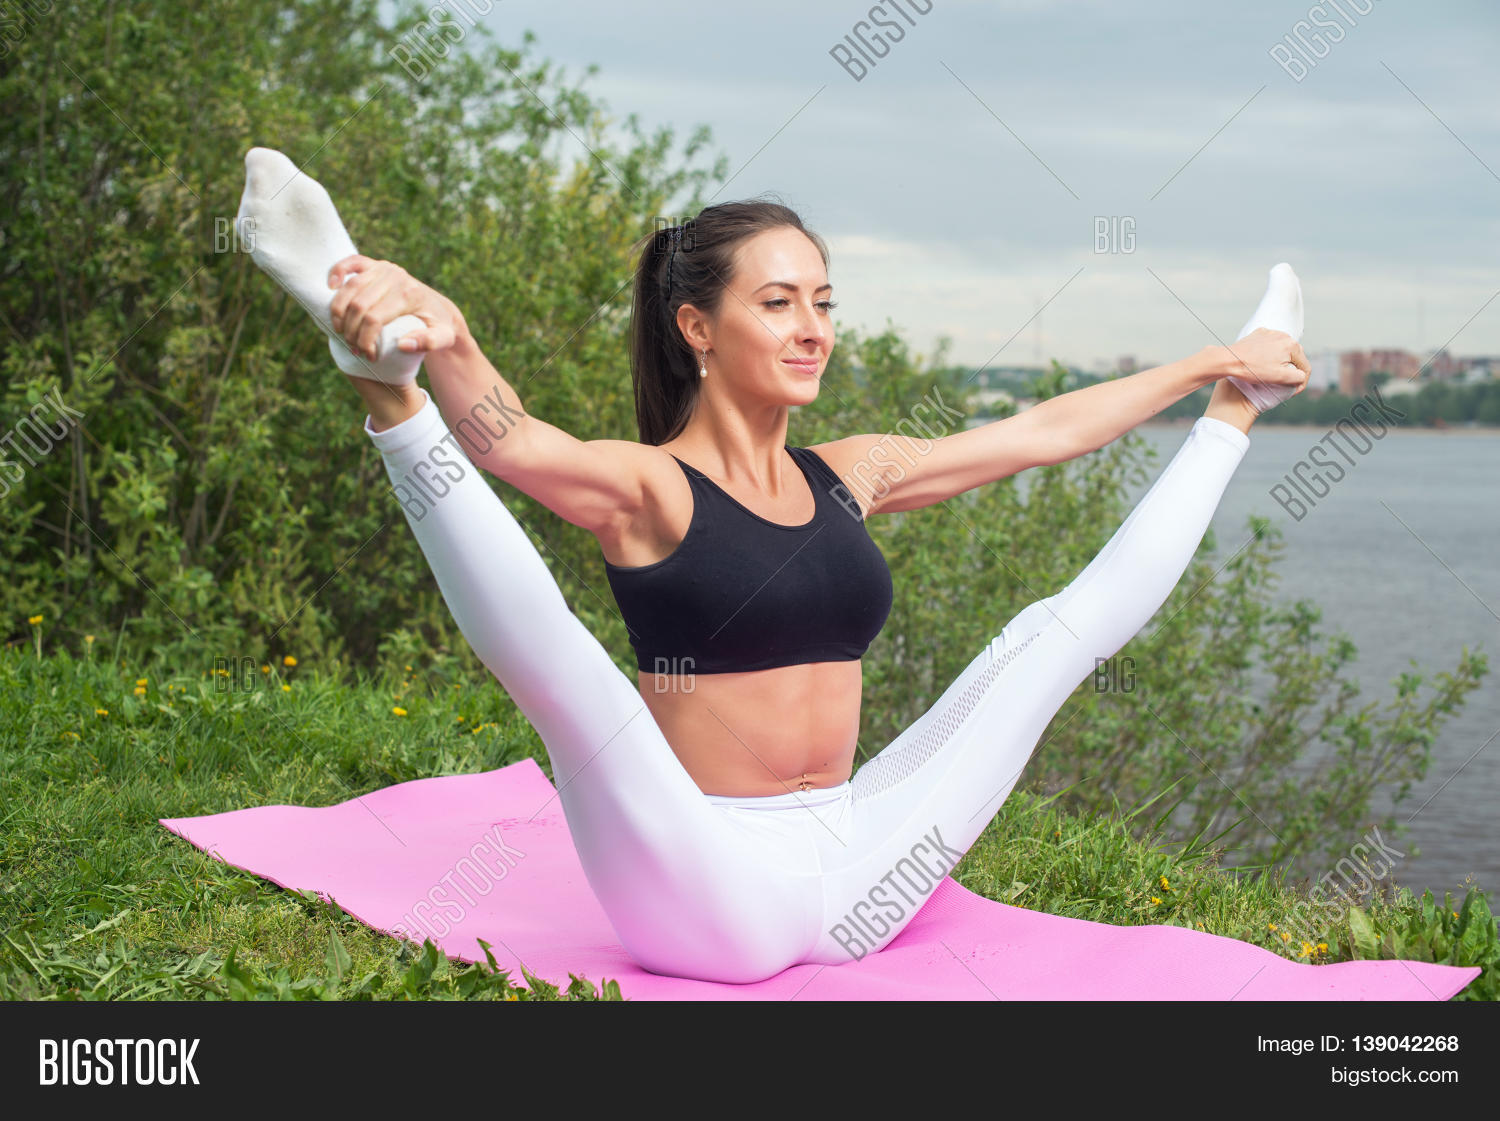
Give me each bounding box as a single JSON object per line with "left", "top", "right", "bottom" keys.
{"left": 366, "top": 389, "right": 1250, "bottom": 983}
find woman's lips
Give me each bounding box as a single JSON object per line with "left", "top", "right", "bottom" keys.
{"left": 782, "top": 358, "right": 820, "bottom": 374}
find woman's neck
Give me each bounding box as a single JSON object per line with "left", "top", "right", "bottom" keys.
{"left": 668, "top": 391, "right": 794, "bottom": 486}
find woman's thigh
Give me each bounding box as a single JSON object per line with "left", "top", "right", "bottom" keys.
{"left": 805, "top": 598, "right": 1087, "bottom": 964}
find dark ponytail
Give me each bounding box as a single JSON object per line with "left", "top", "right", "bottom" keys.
{"left": 628, "top": 199, "right": 829, "bottom": 445}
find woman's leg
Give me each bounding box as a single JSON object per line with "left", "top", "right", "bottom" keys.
{"left": 806, "top": 411, "right": 1252, "bottom": 964}
{"left": 364, "top": 387, "right": 825, "bottom": 981}
{"left": 236, "top": 146, "right": 821, "bottom": 982}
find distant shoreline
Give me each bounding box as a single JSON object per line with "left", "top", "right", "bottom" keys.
{"left": 1135, "top": 420, "right": 1500, "bottom": 435}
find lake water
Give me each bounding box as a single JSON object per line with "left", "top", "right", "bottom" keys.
{"left": 971, "top": 416, "right": 1498, "bottom": 898}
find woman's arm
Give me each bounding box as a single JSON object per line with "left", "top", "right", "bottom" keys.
{"left": 813, "top": 334, "right": 1307, "bottom": 516}
{"left": 329, "top": 255, "right": 658, "bottom": 538}
{"left": 997, "top": 345, "right": 1225, "bottom": 462}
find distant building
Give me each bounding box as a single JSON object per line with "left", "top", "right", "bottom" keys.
{"left": 1340, "top": 349, "right": 1420, "bottom": 396}
{"left": 1308, "top": 350, "right": 1340, "bottom": 393}
{"left": 1116, "top": 355, "right": 1138, "bottom": 375}
{"left": 1425, "top": 348, "right": 1461, "bottom": 379}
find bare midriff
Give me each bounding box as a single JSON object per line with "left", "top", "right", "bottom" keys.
{"left": 603, "top": 440, "right": 870, "bottom": 796}
{"left": 639, "top": 658, "right": 863, "bottom": 797}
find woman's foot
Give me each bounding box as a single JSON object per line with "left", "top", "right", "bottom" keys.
{"left": 347, "top": 374, "right": 426, "bottom": 433}
{"left": 1204, "top": 376, "right": 1260, "bottom": 435}
{"left": 236, "top": 147, "right": 424, "bottom": 385}
{"left": 1226, "top": 263, "right": 1304, "bottom": 413}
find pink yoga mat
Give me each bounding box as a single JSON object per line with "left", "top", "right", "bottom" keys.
{"left": 160, "top": 758, "right": 1480, "bottom": 1000}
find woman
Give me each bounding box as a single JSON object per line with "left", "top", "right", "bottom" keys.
{"left": 237, "top": 147, "right": 1309, "bottom": 983}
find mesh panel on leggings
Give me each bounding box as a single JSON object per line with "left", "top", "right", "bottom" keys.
{"left": 850, "top": 628, "right": 1043, "bottom": 801}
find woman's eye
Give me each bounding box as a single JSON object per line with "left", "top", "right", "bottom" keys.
{"left": 765, "top": 298, "right": 839, "bottom": 311}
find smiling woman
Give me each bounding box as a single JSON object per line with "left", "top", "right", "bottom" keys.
{"left": 235, "top": 145, "right": 1315, "bottom": 982}
{"left": 630, "top": 204, "right": 835, "bottom": 445}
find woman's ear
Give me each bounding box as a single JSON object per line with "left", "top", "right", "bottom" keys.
{"left": 675, "top": 302, "right": 710, "bottom": 353}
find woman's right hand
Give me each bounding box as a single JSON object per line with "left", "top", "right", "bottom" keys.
{"left": 1221, "top": 327, "right": 1310, "bottom": 394}
{"left": 327, "top": 254, "right": 467, "bottom": 362}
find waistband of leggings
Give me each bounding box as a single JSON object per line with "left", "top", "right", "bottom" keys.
{"left": 703, "top": 781, "right": 852, "bottom": 811}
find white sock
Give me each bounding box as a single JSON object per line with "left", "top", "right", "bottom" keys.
{"left": 235, "top": 147, "right": 424, "bottom": 384}
{"left": 1227, "top": 262, "right": 1304, "bottom": 413}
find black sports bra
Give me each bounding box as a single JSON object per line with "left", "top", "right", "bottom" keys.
{"left": 603, "top": 445, "right": 894, "bottom": 675}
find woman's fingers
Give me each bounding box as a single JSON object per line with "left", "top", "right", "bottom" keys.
{"left": 1289, "top": 341, "right": 1310, "bottom": 376}
{"left": 396, "top": 322, "right": 457, "bottom": 353}
{"left": 329, "top": 259, "right": 385, "bottom": 332}
{"left": 1228, "top": 329, "right": 1308, "bottom": 389}
{"left": 327, "top": 254, "right": 379, "bottom": 289}
{"left": 350, "top": 273, "right": 407, "bottom": 359}
{"left": 332, "top": 265, "right": 405, "bottom": 359}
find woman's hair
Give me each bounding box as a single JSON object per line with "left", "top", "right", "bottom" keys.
{"left": 628, "top": 199, "right": 829, "bottom": 445}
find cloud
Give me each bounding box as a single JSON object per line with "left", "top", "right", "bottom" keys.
{"left": 505, "top": 0, "right": 1500, "bottom": 364}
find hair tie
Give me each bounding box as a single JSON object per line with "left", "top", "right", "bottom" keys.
{"left": 666, "top": 225, "right": 684, "bottom": 298}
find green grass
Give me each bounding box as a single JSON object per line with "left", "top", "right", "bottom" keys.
{"left": 2, "top": 638, "right": 1495, "bottom": 1000}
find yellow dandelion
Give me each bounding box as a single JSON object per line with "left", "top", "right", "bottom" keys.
{"left": 95, "top": 708, "right": 108, "bottom": 715}
{"left": 1317, "top": 942, "right": 1328, "bottom": 953}
{"left": 281, "top": 683, "right": 291, "bottom": 692}
{"left": 405, "top": 664, "right": 412, "bottom": 672}
{"left": 1159, "top": 875, "right": 1170, "bottom": 890}
{"left": 504, "top": 992, "right": 519, "bottom": 1001}
{"left": 62, "top": 730, "right": 79, "bottom": 739}
{"left": 27, "top": 614, "right": 42, "bottom": 625}
{"left": 283, "top": 655, "right": 297, "bottom": 667}
{"left": 261, "top": 664, "right": 270, "bottom": 674}
{"left": 1151, "top": 896, "right": 1162, "bottom": 905}
{"left": 456, "top": 716, "right": 465, "bottom": 722}
{"left": 133, "top": 686, "right": 146, "bottom": 696}
{"left": 84, "top": 634, "right": 95, "bottom": 644}
{"left": 392, "top": 706, "right": 408, "bottom": 716}
{"left": 1196, "top": 922, "right": 1204, "bottom": 930}
{"left": 1452, "top": 911, "right": 1460, "bottom": 919}
{"left": 1053, "top": 830, "right": 1061, "bottom": 838}
{"left": 1280, "top": 932, "right": 1291, "bottom": 943}
{"left": 1267, "top": 923, "right": 1278, "bottom": 931}
{"left": 136, "top": 677, "right": 148, "bottom": 686}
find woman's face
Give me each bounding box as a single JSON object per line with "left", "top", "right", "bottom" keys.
{"left": 679, "top": 225, "right": 836, "bottom": 409}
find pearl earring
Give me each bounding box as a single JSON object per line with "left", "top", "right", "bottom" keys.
{"left": 699, "top": 349, "right": 708, "bottom": 379}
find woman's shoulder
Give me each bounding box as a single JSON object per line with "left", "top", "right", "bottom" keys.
{"left": 795, "top": 435, "right": 891, "bottom": 492}
{"left": 794, "top": 438, "right": 883, "bottom": 520}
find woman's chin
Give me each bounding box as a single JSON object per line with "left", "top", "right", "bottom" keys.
{"left": 781, "top": 377, "right": 823, "bottom": 407}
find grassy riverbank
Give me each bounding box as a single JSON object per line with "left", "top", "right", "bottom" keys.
{"left": 2, "top": 644, "right": 1494, "bottom": 1000}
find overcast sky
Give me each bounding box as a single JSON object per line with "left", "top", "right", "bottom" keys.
{"left": 462, "top": 0, "right": 1498, "bottom": 372}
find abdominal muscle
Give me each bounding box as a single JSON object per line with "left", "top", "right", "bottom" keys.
{"left": 638, "top": 658, "right": 864, "bottom": 797}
